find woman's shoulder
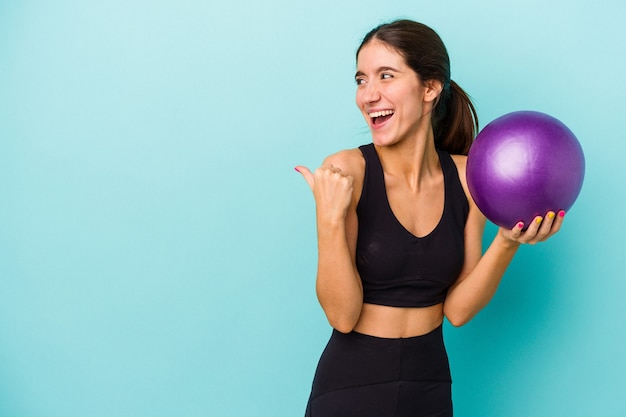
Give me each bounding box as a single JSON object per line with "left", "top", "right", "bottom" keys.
{"left": 449, "top": 153, "right": 468, "bottom": 179}
{"left": 449, "top": 153, "right": 467, "bottom": 167}
{"left": 448, "top": 153, "right": 485, "bottom": 223}
{"left": 322, "top": 147, "right": 366, "bottom": 177}
{"left": 448, "top": 153, "right": 470, "bottom": 199}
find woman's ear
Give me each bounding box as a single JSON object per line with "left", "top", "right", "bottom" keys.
{"left": 424, "top": 79, "right": 444, "bottom": 104}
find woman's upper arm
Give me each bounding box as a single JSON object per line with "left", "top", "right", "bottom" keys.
{"left": 451, "top": 154, "right": 486, "bottom": 284}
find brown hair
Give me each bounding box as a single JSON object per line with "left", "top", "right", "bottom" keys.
{"left": 357, "top": 19, "right": 478, "bottom": 154}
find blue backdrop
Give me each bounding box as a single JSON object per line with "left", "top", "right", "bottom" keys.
{"left": 1, "top": 1, "right": 625, "bottom": 416}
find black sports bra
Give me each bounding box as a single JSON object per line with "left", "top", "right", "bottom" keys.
{"left": 355, "top": 144, "right": 469, "bottom": 307}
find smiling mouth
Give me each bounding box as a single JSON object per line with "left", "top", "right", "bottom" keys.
{"left": 369, "top": 110, "right": 395, "bottom": 125}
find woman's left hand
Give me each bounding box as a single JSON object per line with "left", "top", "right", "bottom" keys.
{"left": 499, "top": 210, "right": 565, "bottom": 245}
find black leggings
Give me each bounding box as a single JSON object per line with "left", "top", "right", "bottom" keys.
{"left": 305, "top": 325, "right": 452, "bottom": 417}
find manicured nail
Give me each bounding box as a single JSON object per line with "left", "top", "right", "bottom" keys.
{"left": 294, "top": 167, "right": 300, "bottom": 173}
{"left": 535, "top": 217, "right": 543, "bottom": 224}
{"left": 517, "top": 222, "right": 524, "bottom": 229}
{"left": 559, "top": 210, "right": 566, "bottom": 217}
{"left": 547, "top": 211, "right": 555, "bottom": 219}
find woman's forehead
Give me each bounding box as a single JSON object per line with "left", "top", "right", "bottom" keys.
{"left": 356, "top": 41, "right": 405, "bottom": 69}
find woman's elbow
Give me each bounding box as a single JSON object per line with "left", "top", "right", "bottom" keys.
{"left": 331, "top": 321, "right": 356, "bottom": 334}
{"left": 327, "top": 314, "right": 359, "bottom": 334}
{"left": 444, "top": 306, "right": 474, "bottom": 327}
{"left": 319, "top": 294, "right": 362, "bottom": 333}
{"left": 446, "top": 314, "right": 470, "bottom": 328}
{"left": 324, "top": 304, "right": 361, "bottom": 333}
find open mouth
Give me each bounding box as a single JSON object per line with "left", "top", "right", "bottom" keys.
{"left": 369, "top": 109, "right": 395, "bottom": 126}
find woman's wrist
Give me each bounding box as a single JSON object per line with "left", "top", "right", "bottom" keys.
{"left": 495, "top": 228, "right": 522, "bottom": 250}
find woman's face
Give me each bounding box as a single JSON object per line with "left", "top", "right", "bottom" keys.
{"left": 355, "top": 40, "right": 434, "bottom": 147}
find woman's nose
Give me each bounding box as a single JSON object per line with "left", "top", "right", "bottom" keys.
{"left": 362, "top": 82, "right": 381, "bottom": 103}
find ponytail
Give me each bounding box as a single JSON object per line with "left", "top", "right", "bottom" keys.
{"left": 432, "top": 80, "right": 478, "bottom": 155}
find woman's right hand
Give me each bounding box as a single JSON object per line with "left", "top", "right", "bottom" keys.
{"left": 295, "top": 164, "right": 354, "bottom": 223}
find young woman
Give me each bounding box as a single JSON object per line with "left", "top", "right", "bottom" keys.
{"left": 295, "top": 19, "right": 563, "bottom": 417}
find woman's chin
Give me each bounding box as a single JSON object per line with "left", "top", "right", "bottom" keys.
{"left": 371, "top": 133, "right": 397, "bottom": 147}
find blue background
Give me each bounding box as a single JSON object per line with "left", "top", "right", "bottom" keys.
{"left": 1, "top": 1, "right": 625, "bottom": 416}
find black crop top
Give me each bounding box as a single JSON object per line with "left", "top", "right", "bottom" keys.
{"left": 356, "top": 144, "right": 469, "bottom": 307}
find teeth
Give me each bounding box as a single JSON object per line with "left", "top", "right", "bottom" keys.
{"left": 369, "top": 110, "right": 394, "bottom": 118}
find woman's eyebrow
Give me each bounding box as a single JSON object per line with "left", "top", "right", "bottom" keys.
{"left": 355, "top": 66, "right": 400, "bottom": 78}
{"left": 377, "top": 66, "right": 399, "bottom": 73}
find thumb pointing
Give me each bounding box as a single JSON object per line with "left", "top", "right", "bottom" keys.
{"left": 294, "top": 166, "right": 314, "bottom": 189}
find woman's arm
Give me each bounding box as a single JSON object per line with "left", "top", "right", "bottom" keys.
{"left": 296, "top": 149, "right": 365, "bottom": 333}
{"left": 443, "top": 155, "right": 564, "bottom": 327}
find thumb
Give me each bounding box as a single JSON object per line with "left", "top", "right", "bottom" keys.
{"left": 294, "top": 166, "right": 314, "bottom": 189}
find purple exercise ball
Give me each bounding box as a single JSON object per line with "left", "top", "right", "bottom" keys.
{"left": 466, "top": 111, "right": 585, "bottom": 229}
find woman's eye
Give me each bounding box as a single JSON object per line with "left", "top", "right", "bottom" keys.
{"left": 356, "top": 78, "right": 366, "bottom": 85}
{"left": 381, "top": 73, "right": 393, "bottom": 80}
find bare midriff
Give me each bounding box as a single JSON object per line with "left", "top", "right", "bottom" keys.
{"left": 352, "top": 303, "right": 445, "bottom": 338}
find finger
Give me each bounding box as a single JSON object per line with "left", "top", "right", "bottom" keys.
{"left": 509, "top": 221, "right": 525, "bottom": 239}
{"left": 294, "top": 166, "right": 315, "bottom": 189}
{"left": 546, "top": 210, "right": 565, "bottom": 237}
{"left": 534, "top": 211, "right": 556, "bottom": 242}
{"left": 521, "top": 215, "right": 544, "bottom": 244}
{"left": 323, "top": 164, "right": 342, "bottom": 174}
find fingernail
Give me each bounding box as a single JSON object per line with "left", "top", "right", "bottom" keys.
{"left": 294, "top": 167, "right": 300, "bottom": 173}
{"left": 517, "top": 222, "right": 524, "bottom": 229}
{"left": 547, "top": 211, "right": 555, "bottom": 219}
{"left": 559, "top": 210, "right": 566, "bottom": 217}
{"left": 535, "top": 217, "right": 543, "bottom": 224}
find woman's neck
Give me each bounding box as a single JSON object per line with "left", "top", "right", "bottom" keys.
{"left": 374, "top": 128, "right": 440, "bottom": 190}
